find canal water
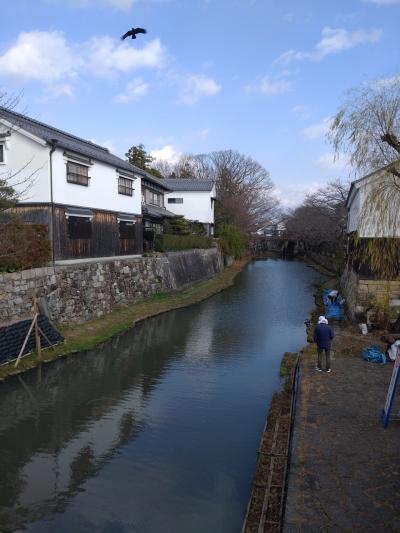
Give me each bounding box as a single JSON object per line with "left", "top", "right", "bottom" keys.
{"left": 0, "top": 259, "right": 324, "bottom": 533}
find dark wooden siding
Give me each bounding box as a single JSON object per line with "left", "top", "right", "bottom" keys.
{"left": 13, "top": 205, "right": 51, "bottom": 226}
{"left": 14, "top": 205, "right": 143, "bottom": 260}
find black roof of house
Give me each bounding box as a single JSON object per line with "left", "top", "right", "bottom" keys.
{"left": 141, "top": 171, "right": 172, "bottom": 191}
{"left": 143, "top": 204, "right": 176, "bottom": 219}
{"left": 163, "top": 179, "right": 215, "bottom": 192}
{"left": 0, "top": 107, "right": 144, "bottom": 175}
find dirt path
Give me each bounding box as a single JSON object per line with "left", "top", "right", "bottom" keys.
{"left": 283, "top": 324, "right": 400, "bottom": 531}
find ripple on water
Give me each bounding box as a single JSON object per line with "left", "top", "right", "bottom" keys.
{"left": 0, "top": 259, "right": 325, "bottom": 533}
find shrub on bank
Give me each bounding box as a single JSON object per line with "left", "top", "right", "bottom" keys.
{"left": 154, "top": 234, "right": 213, "bottom": 252}
{"left": 0, "top": 223, "right": 51, "bottom": 272}
{"left": 216, "top": 223, "right": 247, "bottom": 259}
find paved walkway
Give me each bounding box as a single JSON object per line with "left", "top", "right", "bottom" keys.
{"left": 283, "top": 354, "right": 400, "bottom": 532}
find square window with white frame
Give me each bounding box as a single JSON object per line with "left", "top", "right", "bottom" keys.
{"left": 0, "top": 143, "right": 5, "bottom": 164}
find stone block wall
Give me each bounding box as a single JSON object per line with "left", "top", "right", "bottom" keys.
{"left": 0, "top": 248, "right": 223, "bottom": 326}
{"left": 307, "top": 252, "right": 344, "bottom": 275}
{"left": 341, "top": 265, "right": 400, "bottom": 319}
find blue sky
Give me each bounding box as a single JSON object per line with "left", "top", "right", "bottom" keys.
{"left": 1, "top": 0, "right": 399, "bottom": 206}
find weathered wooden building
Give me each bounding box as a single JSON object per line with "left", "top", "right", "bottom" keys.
{"left": 0, "top": 107, "right": 145, "bottom": 261}
{"left": 141, "top": 173, "right": 176, "bottom": 250}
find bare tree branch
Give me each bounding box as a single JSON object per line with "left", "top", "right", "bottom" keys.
{"left": 169, "top": 150, "right": 278, "bottom": 233}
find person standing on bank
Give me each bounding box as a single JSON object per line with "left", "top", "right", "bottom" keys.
{"left": 313, "top": 316, "right": 334, "bottom": 372}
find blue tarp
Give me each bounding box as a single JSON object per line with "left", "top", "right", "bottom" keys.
{"left": 322, "top": 289, "right": 345, "bottom": 320}
{"left": 362, "top": 345, "right": 386, "bottom": 365}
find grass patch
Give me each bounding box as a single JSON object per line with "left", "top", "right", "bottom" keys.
{"left": 0, "top": 258, "right": 250, "bottom": 381}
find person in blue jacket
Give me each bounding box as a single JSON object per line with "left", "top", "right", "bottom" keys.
{"left": 313, "top": 316, "right": 334, "bottom": 372}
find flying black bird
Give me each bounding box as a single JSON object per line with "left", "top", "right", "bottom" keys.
{"left": 121, "top": 28, "right": 147, "bottom": 40}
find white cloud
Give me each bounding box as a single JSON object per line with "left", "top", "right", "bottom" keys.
{"left": 178, "top": 74, "right": 221, "bottom": 105}
{"left": 283, "top": 12, "right": 294, "bottom": 22}
{"left": 150, "top": 144, "right": 181, "bottom": 164}
{"left": 100, "top": 139, "right": 119, "bottom": 154}
{"left": 303, "top": 117, "right": 333, "bottom": 140}
{"left": 372, "top": 75, "right": 400, "bottom": 88}
{"left": 365, "top": 0, "right": 400, "bottom": 4}
{"left": 42, "top": 83, "right": 75, "bottom": 100}
{"left": 0, "top": 31, "right": 166, "bottom": 98}
{"left": 275, "top": 182, "right": 324, "bottom": 208}
{"left": 198, "top": 128, "right": 209, "bottom": 140}
{"left": 0, "top": 31, "right": 77, "bottom": 83}
{"left": 86, "top": 38, "right": 166, "bottom": 77}
{"left": 244, "top": 76, "right": 291, "bottom": 96}
{"left": 276, "top": 26, "right": 382, "bottom": 64}
{"left": 105, "top": 0, "right": 137, "bottom": 8}
{"left": 292, "top": 104, "right": 311, "bottom": 120}
{"left": 44, "top": 0, "right": 155, "bottom": 9}
{"left": 116, "top": 78, "right": 148, "bottom": 103}
{"left": 316, "top": 152, "right": 350, "bottom": 171}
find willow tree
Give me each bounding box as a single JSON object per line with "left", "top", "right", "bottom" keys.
{"left": 329, "top": 76, "right": 400, "bottom": 278}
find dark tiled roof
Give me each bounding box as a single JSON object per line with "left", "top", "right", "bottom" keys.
{"left": 141, "top": 171, "right": 172, "bottom": 191}
{"left": 143, "top": 204, "right": 176, "bottom": 219}
{"left": 0, "top": 315, "right": 64, "bottom": 364}
{"left": 163, "top": 179, "right": 215, "bottom": 192}
{"left": 0, "top": 107, "right": 144, "bottom": 175}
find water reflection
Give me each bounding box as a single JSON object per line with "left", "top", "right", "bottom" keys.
{"left": 0, "top": 259, "right": 324, "bottom": 533}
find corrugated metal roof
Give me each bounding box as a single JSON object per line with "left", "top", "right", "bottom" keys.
{"left": 163, "top": 179, "right": 215, "bottom": 192}
{"left": 0, "top": 107, "right": 144, "bottom": 175}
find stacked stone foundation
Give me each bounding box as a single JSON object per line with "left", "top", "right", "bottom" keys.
{"left": 341, "top": 265, "right": 400, "bottom": 319}
{"left": 0, "top": 248, "right": 223, "bottom": 326}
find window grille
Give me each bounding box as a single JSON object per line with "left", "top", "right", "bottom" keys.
{"left": 167, "top": 198, "right": 183, "bottom": 204}
{"left": 67, "top": 161, "right": 89, "bottom": 186}
{"left": 118, "top": 176, "right": 134, "bottom": 196}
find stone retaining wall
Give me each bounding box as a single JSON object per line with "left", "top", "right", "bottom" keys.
{"left": 0, "top": 248, "right": 223, "bottom": 326}
{"left": 307, "top": 252, "right": 343, "bottom": 275}
{"left": 341, "top": 265, "right": 400, "bottom": 319}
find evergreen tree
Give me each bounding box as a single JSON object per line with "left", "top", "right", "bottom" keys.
{"left": 125, "top": 144, "right": 166, "bottom": 179}
{"left": 125, "top": 144, "right": 154, "bottom": 171}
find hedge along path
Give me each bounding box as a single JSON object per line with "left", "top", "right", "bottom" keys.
{"left": 0, "top": 222, "right": 51, "bottom": 272}
{"left": 0, "top": 258, "right": 250, "bottom": 381}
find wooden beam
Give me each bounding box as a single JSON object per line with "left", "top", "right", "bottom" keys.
{"left": 14, "top": 314, "right": 38, "bottom": 368}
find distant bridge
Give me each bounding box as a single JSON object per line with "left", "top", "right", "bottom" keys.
{"left": 250, "top": 234, "right": 303, "bottom": 258}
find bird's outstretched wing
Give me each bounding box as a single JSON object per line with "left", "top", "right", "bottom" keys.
{"left": 134, "top": 28, "right": 147, "bottom": 35}
{"left": 121, "top": 30, "right": 132, "bottom": 40}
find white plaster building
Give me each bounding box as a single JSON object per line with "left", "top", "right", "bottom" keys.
{"left": 342, "top": 161, "right": 400, "bottom": 319}
{"left": 346, "top": 162, "right": 400, "bottom": 238}
{"left": 163, "top": 179, "right": 216, "bottom": 235}
{"left": 0, "top": 107, "right": 145, "bottom": 260}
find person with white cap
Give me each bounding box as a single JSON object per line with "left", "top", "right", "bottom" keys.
{"left": 313, "top": 316, "right": 334, "bottom": 372}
